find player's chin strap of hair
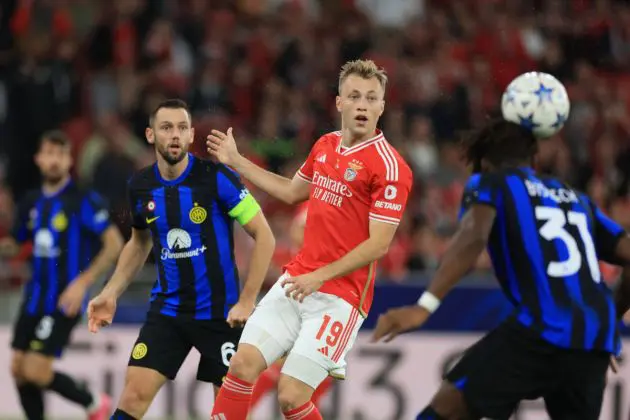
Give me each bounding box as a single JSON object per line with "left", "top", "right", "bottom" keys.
{"left": 417, "top": 291, "right": 441, "bottom": 313}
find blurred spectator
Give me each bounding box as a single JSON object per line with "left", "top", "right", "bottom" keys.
{"left": 1, "top": 0, "right": 630, "bottom": 286}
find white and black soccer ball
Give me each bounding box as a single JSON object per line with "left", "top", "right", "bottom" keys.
{"left": 501, "top": 72, "right": 571, "bottom": 139}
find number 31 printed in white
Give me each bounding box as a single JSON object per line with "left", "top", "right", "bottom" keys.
{"left": 535, "top": 206, "right": 600, "bottom": 282}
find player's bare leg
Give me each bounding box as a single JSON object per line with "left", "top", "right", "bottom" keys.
{"left": 21, "top": 352, "right": 54, "bottom": 387}
{"left": 212, "top": 343, "right": 269, "bottom": 419}
{"left": 115, "top": 366, "right": 167, "bottom": 419}
{"left": 10, "top": 350, "right": 25, "bottom": 385}
{"left": 277, "top": 374, "right": 323, "bottom": 419}
{"left": 11, "top": 350, "right": 45, "bottom": 420}
{"left": 20, "top": 352, "right": 108, "bottom": 419}
{"left": 416, "top": 381, "right": 474, "bottom": 420}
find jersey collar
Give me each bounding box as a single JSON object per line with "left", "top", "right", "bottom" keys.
{"left": 336, "top": 130, "right": 384, "bottom": 155}
{"left": 154, "top": 153, "right": 195, "bottom": 186}
{"left": 41, "top": 178, "right": 73, "bottom": 199}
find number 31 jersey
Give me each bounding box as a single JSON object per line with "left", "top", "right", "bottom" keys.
{"left": 461, "top": 167, "right": 626, "bottom": 354}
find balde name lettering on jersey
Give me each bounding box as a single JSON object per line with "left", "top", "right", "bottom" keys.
{"left": 312, "top": 171, "right": 353, "bottom": 208}
{"left": 524, "top": 179, "right": 578, "bottom": 204}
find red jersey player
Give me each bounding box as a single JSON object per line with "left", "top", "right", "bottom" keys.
{"left": 206, "top": 59, "right": 413, "bottom": 420}
{"left": 249, "top": 203, "right": 334, "bottom": 417}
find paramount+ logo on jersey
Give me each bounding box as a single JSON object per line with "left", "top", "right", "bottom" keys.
{"left": 312, "top": 171, "right": 353, "bottom": 208}
{"left": 161, "top": 228, "right": 207, "bottom": 260}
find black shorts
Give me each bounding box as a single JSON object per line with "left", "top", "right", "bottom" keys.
{"left": 128, "top": 311, "right": 243, "bottom": 387}
{"left": 445, "top": 319, "right": 610, "bottom": 420}
{"left": 11, "top": 310, "right": 80, "bottom": 357}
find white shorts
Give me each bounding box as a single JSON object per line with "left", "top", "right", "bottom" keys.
{"left": 240, "top": 274, "right": 364, "bottom": 389}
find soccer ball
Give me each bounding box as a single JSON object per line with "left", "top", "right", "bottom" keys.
{"left": 501, "top": 72, "right": 570, "bottom": 139}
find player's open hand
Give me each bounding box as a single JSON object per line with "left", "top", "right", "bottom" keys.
{"left": 206, "top": 127, "right": 240, "bottom": 166}
{"left": 371, "top": 306, "right": 430, "bottom": 343}
{"left": 281, "top": 273, "right": 324, "bottom": 302}
{"left": 87, "top": 293, "right": 117, "bottom": 333}
{"left": 58, "top": 279, "right": 88, "bottom": 317}
{"left": 227, "top": 300, "right": 255, "bottom": 328}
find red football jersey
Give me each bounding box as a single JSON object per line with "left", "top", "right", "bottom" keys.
{"left": 284, "top": 130, "right": 413, "bottom": 315}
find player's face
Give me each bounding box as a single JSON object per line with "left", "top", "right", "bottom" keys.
{"left": 336, "top": 74, "right": 385, "bottom": 139}
{"left": 34, "top": 140, "right": 72, "bottom": 184}
{"left": 147, "top": 107, "right": 194, "bottom": 165}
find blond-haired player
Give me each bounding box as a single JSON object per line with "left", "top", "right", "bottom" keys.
{"left": 207, "top": 60, "right": 413, "bottom": 420}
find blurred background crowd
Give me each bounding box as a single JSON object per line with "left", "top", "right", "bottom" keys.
{"left": 1, "top": 0, "right": 630, "bottom": 291}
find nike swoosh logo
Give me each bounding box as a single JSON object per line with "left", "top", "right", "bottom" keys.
{"left": 146, "top": 216, "right": 160, "bottom": 224}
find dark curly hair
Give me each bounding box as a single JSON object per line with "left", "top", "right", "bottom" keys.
{"left": 461, "top": 119, "right": 538, "bottom": 173}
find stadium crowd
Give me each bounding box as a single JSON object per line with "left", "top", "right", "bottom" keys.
{"left": 0, "top": 0, "right": 630, "bottom": 287}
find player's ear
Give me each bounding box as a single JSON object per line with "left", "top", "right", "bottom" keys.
{"left": 190, "top": 127, "right": 195, "bottom": 144}
{"left": 336, "top": 96, "right": 342, "bottom": 113}
{"left": 379, "top": 100, "right": 385, "bottom": 116}
{"left": 145, "top": 127, "right": 155, "bottom": 145}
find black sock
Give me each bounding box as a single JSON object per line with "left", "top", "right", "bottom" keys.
{"left": 110, "top": 409, "right": 138, "bottom": 419}
{"left": 46, "top": 371, "right": 94, "bottom": 408}
{"left": 416, "top": 406, "right": 447, "bottom": 420}
{"left": 17, "top": 383, "right": 44, "bottom": 420}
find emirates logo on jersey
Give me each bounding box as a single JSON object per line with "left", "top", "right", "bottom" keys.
{"left": 311, "top": 171, "right": 352, "bottom": 208}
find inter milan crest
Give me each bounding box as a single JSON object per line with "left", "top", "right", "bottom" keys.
{"left": 189, "top": 203, "right": 207, "bottom": 224}
{"left": 146, "top": 200, "right": 156, "bottom": 211}
{"left": 51, "top": 212, "right": 68, "bottom": 232}
{"left": 344, "top": 168, "right": 357, "bottom": 181}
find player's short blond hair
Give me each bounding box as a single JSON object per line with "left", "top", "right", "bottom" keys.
{"left": 338, "top": 59, "right": 388, "bottom": 93}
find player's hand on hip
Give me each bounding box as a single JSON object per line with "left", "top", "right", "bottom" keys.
{"left": 281, "top": 273, "right": 324, "bottom": 302}
{"left": 58, "top": 279, "right": 88, "bottom": 317}
{"left": 609, "top": 355, "right": 620, "bottom": 374}
{"left": 206, "top": 127, "right": 239, "bottom": 166}
{"left": 87, "top": 293, "right": 117, "bottom": 333}
{"left": 226, "top": 299, "right": 255, "bottom": 328}
{"left": 371, "top": 306, "right": 429, "bottom": 343}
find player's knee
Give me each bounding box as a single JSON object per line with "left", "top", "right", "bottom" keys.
{"left": 10, "top": 352, "right": 25, "bottom": 383}
{"left": 118, "top": 383, "right": 154, "bottom": 417}
{"left": 277, "top": 375, "right": 313, "bottom": 412}
{"left": 227, "top": 344, "right": 267, "bottom": 383}
{"left": 21, "top": 354, "right": 53, "bottom": 387}
{"left": 118, "top": 367, "right": 165, "bottom": 418}
{"left": 430, "top": 381, "right": 471, "bottom": 419}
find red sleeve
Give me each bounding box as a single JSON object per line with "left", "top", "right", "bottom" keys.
{"left": 296, "top": 141, "right": 320, "bottom": 183}
{"left": 369, "top": 158, "right": 413, "bottom": 225}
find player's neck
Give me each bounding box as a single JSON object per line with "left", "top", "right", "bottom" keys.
{"left": 157, "top": 153, "right": 190, "bottom": 181}
{"left": 42, "top": 175, "right": 71, "bottom": 196}
{"left": 340, "top": 128, "right": 379, "bottom": 148}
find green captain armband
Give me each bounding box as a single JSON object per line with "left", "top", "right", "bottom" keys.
{"left": 228, "top": 194, "right": 261, "bottom": 225}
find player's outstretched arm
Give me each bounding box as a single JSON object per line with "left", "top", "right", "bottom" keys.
{"left": 372, "top": 204, "right": 496, "bottom": 343}
{"left": 227, "top": 212, "right": 275, "bottom": 328}
{"left": 58, "top": 226, "right": 124, "bottom": 316}
{"left": 207, "top": 128, "right": 310, "bottom": 205}
{"left": 87, "top": 228, "right": 152, "bottom": 333}
{"left": 100, "top": 228, "right": 152, "bottom": 298}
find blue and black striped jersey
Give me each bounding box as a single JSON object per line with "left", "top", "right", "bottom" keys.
{"left": 12, "top": 181, "right": 111, "bottom": 315}
{"left": 127, "top": 154, "right": 261, "bottom": 320}
{"left": 460, "top": 167, "right": 625, "bottom": 355}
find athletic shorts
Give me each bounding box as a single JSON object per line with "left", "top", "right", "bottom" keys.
{"left": 240, "top": 274, "right": 364, "bottom": 388}
{"left": 128, "top": 311, "right": 243, "bottom": 387}
{"left": 11, "top": 310, "right": 80, "bottom": 357}
{"left": 446, "top": 319, "right": 610, "bottom": 420}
